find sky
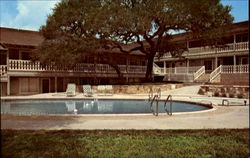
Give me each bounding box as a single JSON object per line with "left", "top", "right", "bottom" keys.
{"left": 0, "top": 0, "right": 249, "bottom": 31}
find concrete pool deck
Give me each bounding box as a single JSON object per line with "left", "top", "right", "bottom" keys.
{"left": 1, "top": 85, "right": 249, "bottom": 130}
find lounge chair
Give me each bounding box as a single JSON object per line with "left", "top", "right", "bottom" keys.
{"left": 66, "top": 83, "right": 76, "bottom": 97}
{"left": 105, "top": 85, "right": 113, "bottom": 96}
{"left": 83, "top": 85, "right": 93, "bottom": 97}
{"left": 97, "top": 85, "right": 106, "bottom": 96}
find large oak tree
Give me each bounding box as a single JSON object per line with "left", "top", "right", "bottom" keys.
{"left": 34, "top": 0, "right": 233, "bottom": 81}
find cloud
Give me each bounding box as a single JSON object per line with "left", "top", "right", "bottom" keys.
{"left": 1, "top": 0, "right": 60, "bottom": 31}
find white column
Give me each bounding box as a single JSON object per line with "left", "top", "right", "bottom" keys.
{"left": 215, "top": 57, "right": 218, "bottom": 68}
{"left": 7, "top": 75, "right": 10, "bottom": 95}
{"left": 163, "top": 61, "right": 166, "bottom": 74}
{"left": 234, "top": 55, "right": 236, "bottom": 66}
{"left": 186, "top": 59, "right": 189, "bottom": 74}
{"left": 55, "top": 77, "right": 57, "bottom": 93}
{"left": 6, "top": 49, "right": 9, "bottom": 70}
{"left": 234, "top": 55, "right": 236, "bottom": 73}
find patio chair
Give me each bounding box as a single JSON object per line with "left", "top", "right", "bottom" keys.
{"left": 66, "top": 83, "right": 76, "bottom": 97}
{"left": 83, "top": 85, "right": 93, "bottom": 97}
{"left": 105, "top": 85, "right": 113, "bottom": 96}
{"left": 97, "top": 85, "right": 106, "bottom": 96}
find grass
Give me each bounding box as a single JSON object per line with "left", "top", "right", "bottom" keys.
{"left": 1, "top": 129, "right": 249, "bottom": 158}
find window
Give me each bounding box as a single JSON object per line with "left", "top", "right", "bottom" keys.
{"left": 9, "top": 49, "right": 19, "bottom": 59}
{"left": 21, "top": 52, "right": 31, "bottom": 60}
{"left": 0, "top": 53, "right": 7, "bottom": 65}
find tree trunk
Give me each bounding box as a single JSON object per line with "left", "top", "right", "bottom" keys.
{"left": 109, "top": 64, "right": 123, "bottom": 79}
{"left": 145, "top": 53, "right": 155, "bottom": 81}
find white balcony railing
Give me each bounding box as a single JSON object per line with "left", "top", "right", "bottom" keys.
{"left": 165, "top": 66, "right": 201, "bottom": 74}
{"left": 0, "top": 65, "right": 7, "bottom": 76}
{"left": 8, "top": 60, "right": 147, "bottom": 74}
{"left": 188, "top": 42, "right": 248, "bottom": 55}
{"left": 210, "top": 64, "right": 249, "bottom": 82}
{"left": 221, "top": 64, "right": 249, "bottom": 73}
{"left": 156, "top": 42, "right": 248, "bottom": 59}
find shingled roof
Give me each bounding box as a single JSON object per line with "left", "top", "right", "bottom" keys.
{"left": 0, "top": 27, "right": 43, "bottom": 47}
{"left": 0, "top": 21, "right": 247, "bottom": 49}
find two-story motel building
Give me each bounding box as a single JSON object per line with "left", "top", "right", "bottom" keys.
{"left": 0, "top": 21, "right": 248, "bottom": 96}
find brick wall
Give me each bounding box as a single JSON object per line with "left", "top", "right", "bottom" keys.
{"left": 220, "top": 73, "right": 249, "bottom": 84}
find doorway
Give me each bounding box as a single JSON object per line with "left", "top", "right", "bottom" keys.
{"left": 42, "top": 79, "right": 50, "bottom": 93}
{"left": 204, "top": 60, "right": 212, "bottom": 72}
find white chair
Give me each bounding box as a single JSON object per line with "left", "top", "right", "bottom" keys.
{"left": 66, "top": 83, "right": 76, "bottom": 97}
{"left": 83, "top": 85, "right": 93, "bottom": 97}
{"left": 97, "top": 85, "right": 106, "bottom": 96}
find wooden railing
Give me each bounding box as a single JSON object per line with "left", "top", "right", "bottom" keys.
{"left": 188, "top": 42, "right": 248, "bottom": 55}
{"left": 0, "top": 65, "right": 7, "bottom": 76}
{"left": 165, "top": 66, "right": 201, "bottom": 74}
{"left": 210, "top": 65, "right": 222, "bottom": 82}
{"left": 153, "top": 63, "right": 165, "bottom": 75}
{"left": 156, "top": 42, "right": 248, "bottom": 60}
{"left": 210, "top": 65, "right": 249, "bottom": 82}
{"left": 194, "top": 66, "right": 205, "bottom": 80}
{"left": 128, "top": 65, "right": 147, "bottom": 73}
{"left": 8, "top": 60, "right": 147, "bottom": 74}
{"left": 221, "top": 64, "right": 249, "bottom": 73}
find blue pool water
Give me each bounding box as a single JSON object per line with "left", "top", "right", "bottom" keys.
{"left": 0, "top": 99, "right": 210, "bottom": 115}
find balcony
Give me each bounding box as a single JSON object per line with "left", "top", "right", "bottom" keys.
{"left": 7, "top": 60, "right": 147, "bottom": 74}
{"left": 0, "top": 65, "right": 7, "bottom": 76}
{"left": 187, "top": 42, "right": 248, "bottom": 56}
{"left": 156, "top": 42, "right": 248, "bottom": 60}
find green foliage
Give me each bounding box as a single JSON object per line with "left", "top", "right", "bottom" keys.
{"left": 35, "top": 0, "right": 233, "bottom": 80}
{"left": 2, "top": 129, "right": 249, "bottom": 158}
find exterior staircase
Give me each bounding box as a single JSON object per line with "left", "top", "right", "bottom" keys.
{"left": 194, "top": 73, "right": 210, "bottom": 83}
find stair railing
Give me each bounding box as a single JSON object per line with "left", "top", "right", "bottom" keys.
{"left": 210, "top": 65, "right": 222, "bottom": 82}
{"left": 194, "top": 66, "right": 205, "bottom": 80}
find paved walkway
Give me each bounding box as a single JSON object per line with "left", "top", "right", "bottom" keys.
{"left": 1, "top": 85, "right": 249, "bottom": 130}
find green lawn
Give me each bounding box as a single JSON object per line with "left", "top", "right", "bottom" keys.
{"left": 1, "top": 129, "right": 249, "bottom": 158}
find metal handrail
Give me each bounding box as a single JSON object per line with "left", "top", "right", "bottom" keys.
{"left": 164, "top": 95, "right": 172, "bottom": 116}
{"left": 156, "top": 88, "right": 161, "bottom": 98}
{"left": 150, "top": 95, "right": 159, "bottom": 116}
{"left": 148, "top": 88, "right": 154, "bottom": 102}
{"left": 148, "top": 88, "right": 161, "bottom": 101}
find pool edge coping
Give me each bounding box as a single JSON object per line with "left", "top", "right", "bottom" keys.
{"left": 1, "top": 97, "right": 216, "bottom": 116}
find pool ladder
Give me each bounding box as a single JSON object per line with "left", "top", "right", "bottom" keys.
{"left": 149, "top": 91, "right": 172, "bottom": 116}
{"left": 164, "top": 95, "right": 172, "bottom": 116}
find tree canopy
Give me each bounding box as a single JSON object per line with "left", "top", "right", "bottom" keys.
{"left": 34, "top": 0, "right": 233, "bottom": 81}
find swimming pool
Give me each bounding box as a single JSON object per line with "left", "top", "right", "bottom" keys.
{"left": 1, "top": 99, "right": 212, "bottom": 115}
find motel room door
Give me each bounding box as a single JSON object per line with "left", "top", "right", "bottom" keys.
{"left": 42, "top": 79, "right": 50, "bottom": 93}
